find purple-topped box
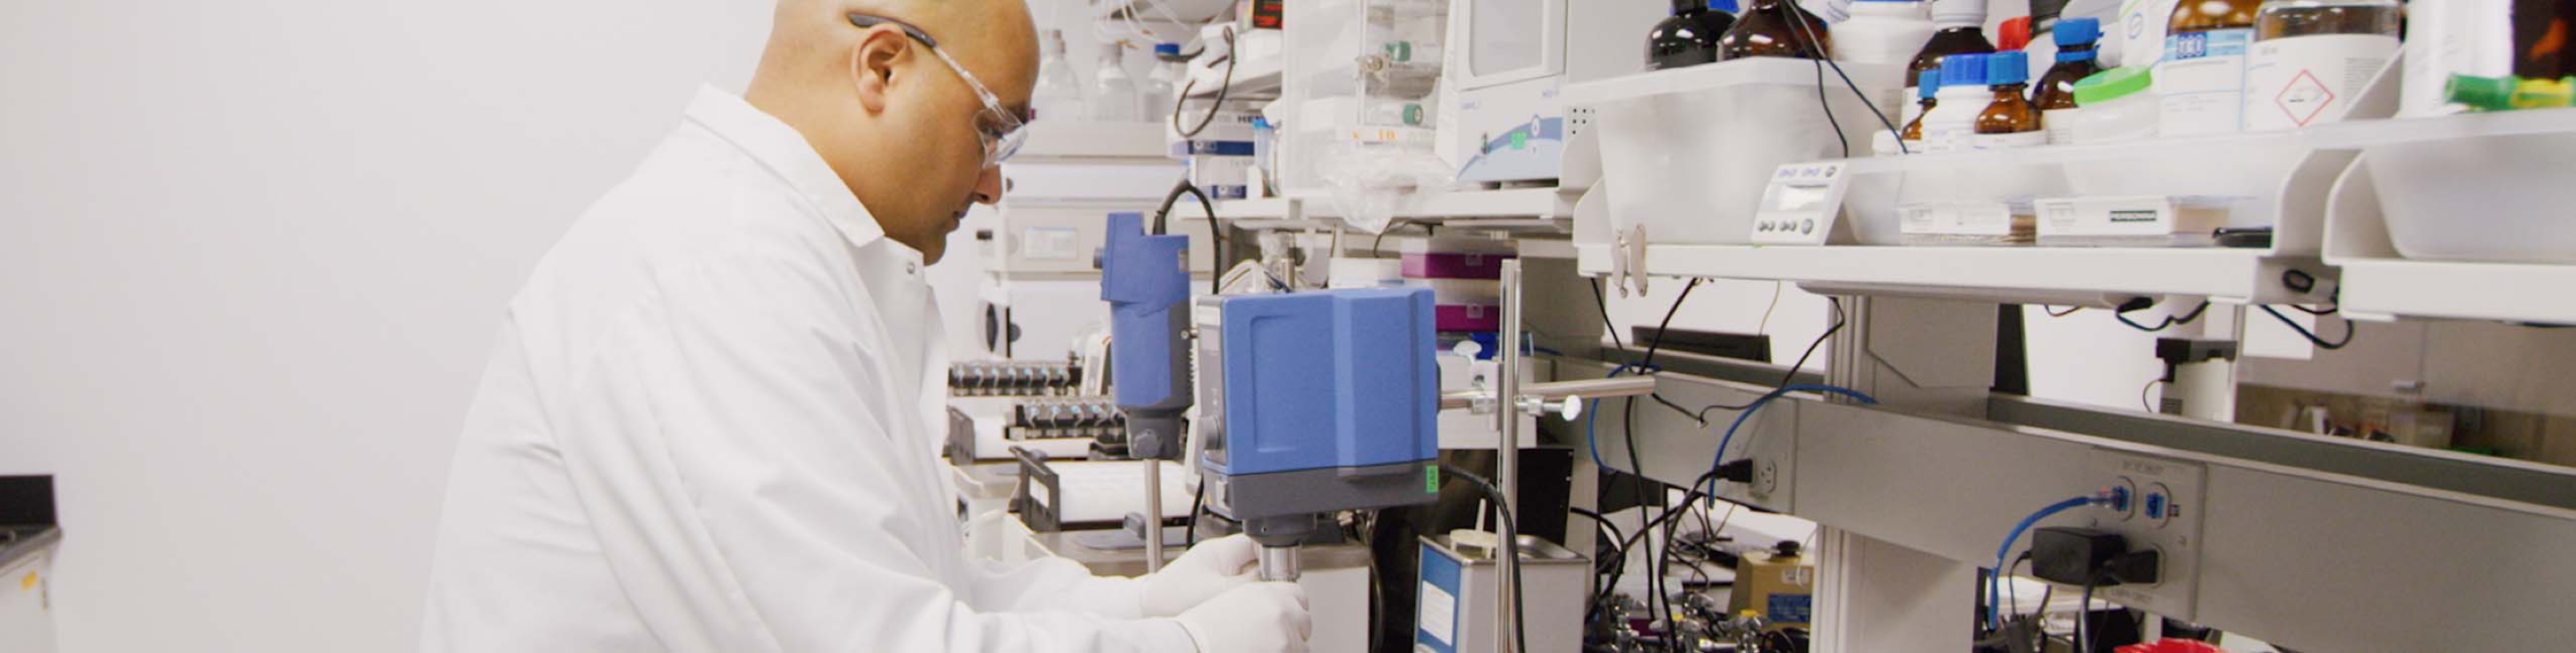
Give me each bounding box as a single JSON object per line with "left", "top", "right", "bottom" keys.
{"left": 1434, "top": 303, "right": 1501, "bottom": 332}
{"left": 1402, "top": 251, "right": 1515, "bottom": 280}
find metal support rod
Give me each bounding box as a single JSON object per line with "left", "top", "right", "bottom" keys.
{"left": 1143, "top": 459, "right": 1164, "bottom": 572}
{"left": 1437, "top": 377, "right": 1657, "bottom": 410}
{"left": 1494, "top": 259, "right": 1523, "bottom": 653}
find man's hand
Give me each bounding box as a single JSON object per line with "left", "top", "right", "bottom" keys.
{"left": 1174, "top": 581, "right": 1310, "bottom": 653}
{"left": 1141, "top": 534, "right": 1260, "bottom": 617}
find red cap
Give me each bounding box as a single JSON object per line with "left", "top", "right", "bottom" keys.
{"left": 2114, "top": 640, "right": 2225, "bottom": 653}
{"left": 1999, "top": 16, "right": 2033, "bottom": 51}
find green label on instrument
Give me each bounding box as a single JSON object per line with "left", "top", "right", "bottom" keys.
{"left": 1425, "top": 466, "right": 1440, "bottom": 494}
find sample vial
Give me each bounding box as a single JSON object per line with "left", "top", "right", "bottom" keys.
{"left": 2035, "top": 17, "right": 2104, "bottom": 144}
{"left": 1972, "top": 50, "right": 2046, "bottom": 148}
{"left": 1718, "top": 0, "right": 1834, "bottom": 61}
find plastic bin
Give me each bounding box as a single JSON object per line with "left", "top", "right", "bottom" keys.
{"left": 2346, "top": 109, "right": 2576, "bottom": 263}
{"left": 1565, "top": 58, "right": 1905, "bottom": 245}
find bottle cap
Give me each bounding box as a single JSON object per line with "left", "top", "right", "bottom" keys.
{"left": 1998, "top": 17, "right": 2032, "bottom": 50}
{"left": 1155, "top": 42, "right": 1182, "bottom": 55}
{"left": 1940, "top": 53, "right": 1990, "bottom": 89}
{"left": 2444, "top": 73, "right": 2517, "bottom": 110}
{"left": 2072, "top": 65, "right": 2154, "bottom": 106}
{"left": 1919, "top": 71, "right": 1942, "bottom": 98}
{"left": 2055, "top": 17, "right": 2102, "bottom": 47}
{"left": 1986, "top": 50, "right": 2029, "bottom": 85}
{"left": 1929, "top": 0, "right": 1987, "bottom": 26}
{"left": 1707, "top": 0, "right": 1740, "bottom": 13}
{"left": 2515, "top": 77, "right": 2576, "bottom": 108}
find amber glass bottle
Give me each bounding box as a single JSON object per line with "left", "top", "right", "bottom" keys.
{"left": 1973, "top": 50, "right": 2045, "bottom": 148}
{"left": 1717, "top": 0, "right": 1832, "bottom": 60}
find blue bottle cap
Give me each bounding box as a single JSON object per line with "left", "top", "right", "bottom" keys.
{"left": 2055, "top": 17, "right": 2102, "bottom": 47}
{"left": 1919, "top": 71, "right": 1942, "bottom": 98}
{"left": 1986, "top": 50, "right": 2029, "bottom": 85}
{"left": 1155, "top": 42, "right": 1182, "bottom": 55}
{"left": 1940, "top": 53, "right": 1989, "bottom": 89}
{"left": 1707, "top": 0, "right": 1740, "bottom": 13}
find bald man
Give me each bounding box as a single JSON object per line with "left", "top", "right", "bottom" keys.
{"left": 418, "top": 2, "right": 1309, "bottom": 651}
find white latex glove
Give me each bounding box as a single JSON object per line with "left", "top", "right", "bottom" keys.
{"left": 1141, "top": 534, "right": 1261, "bottom": 617}
{"left": 1174, "top": 581, "right": 1311, "bottom": 653}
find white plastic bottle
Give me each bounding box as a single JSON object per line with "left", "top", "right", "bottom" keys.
{"left": 1919, "top": 52, "right": 1992, "bottom": 152}
{"left": 1088, "top": 41, "right": 1140, "bottom": 122}
{"left": 1032, "top": 30, "right": 1084, "bottom": 122}
{"left": 1833, "top": 0, "right": 1936, "bottom": 66}
{"left": 1140, "top": 42, "right": 1186, "bottom": 123}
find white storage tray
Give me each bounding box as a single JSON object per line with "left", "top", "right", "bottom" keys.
{"left": 1564, "top": 58, "right": 1904, "bottom": 246}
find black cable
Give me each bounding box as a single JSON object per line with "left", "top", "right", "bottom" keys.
{"left": 1588, "top": 277, "right": 1631, "bottom": 353}
{"left": 1786, "top": 0, "right": 1908, "bottom": 155}
{"left": 1685, "top": 297, "right": 1844, "bottom": 422}
{"left": 2046, "top": 305, "right": 2082, "bottom": 318}
{"left": 2260, "top": 305, "right": 2356, "bottom": 350}
{"left": 2077, "top": 574, "right": 2099, "bottom": 653}
{"left": 1171, "top": 26, "right": 1236, "bottom": 139}
{"left": 1183, "top": 484, "right": 1206, "bottom": 547}
{"left": 1152, "top": 179, "right": 1225, "bottom": 294}
{"left": 1438, "top": 464, "right": 1529, "bottom": 653}
{"left": 2114, "top": 301, "right": 2211, "bottom": 333}
{"left": 1618, "top": 396, "right": 1673, "bottom": 651}
{"left": 1637, "top": 279, "right": 1703, "bottom": 369}
{"left": 1370, "top": 219, "right": 1426, "bottom": 257}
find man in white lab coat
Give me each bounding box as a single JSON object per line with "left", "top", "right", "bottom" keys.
{"left": 418, "top": 1, "right": 1310, "bottom": 651}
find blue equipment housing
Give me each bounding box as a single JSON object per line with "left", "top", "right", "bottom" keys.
{"left": 1099, "top": 211, "right": 1194, "bottom": 459}
{"left": 1193, "top": 287, "right": 1442, "bottom": 545}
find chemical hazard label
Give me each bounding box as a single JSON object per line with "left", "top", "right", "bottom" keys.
{"left": 2244, "top": 34, "right": 2398, "bottom": 131}
{"left": 2275, "top": 69, "right": 2335, "bottom": 127}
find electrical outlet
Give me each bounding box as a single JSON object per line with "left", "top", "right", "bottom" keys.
{"left": 2084, "top": 450, "right": 2207, "bottom": 619}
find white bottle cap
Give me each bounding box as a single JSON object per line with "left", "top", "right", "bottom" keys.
{"left": 1928, "top": 0, "right": 1987, "bottom": 26}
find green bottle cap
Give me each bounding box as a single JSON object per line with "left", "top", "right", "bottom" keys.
{"left": 2072, "top": 66, "right": 2153, "bottom": 106}
{"left": 2446, "top": 73, "right": 2517, "bottom": 110}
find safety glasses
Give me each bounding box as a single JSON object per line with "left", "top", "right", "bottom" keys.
{"left": 848, "top": 13, "right": 1030, "bottom": 168}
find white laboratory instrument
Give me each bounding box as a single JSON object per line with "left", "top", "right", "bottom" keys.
{"left": 1437, "top": 0, "right": 1665, "bottom": 184}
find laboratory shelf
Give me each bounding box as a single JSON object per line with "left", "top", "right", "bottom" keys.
{"left": 1643, "top": 243, "right": 2332, "bottom": 306}
{"left": 2307, "top": 109, "right": 2576, "bottom": 324}
{"left": 1214, "top": 187, "right": 1578, "bottom": 225}
{"left": 2334, "top": 259, "right": 2576, "bottom": 325}
{"left": 1090, "top": 0, "right": 1233, "bottom": 21}
{"left": 1185, "top": 56, "right": 1283, "bottom": 99}
{"left": 1017, "top": 121, "right": 1174, "bottom": 160}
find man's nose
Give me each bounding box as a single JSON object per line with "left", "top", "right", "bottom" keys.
{"left": 972, "top": 165, "right": 1004, "bottom": 206}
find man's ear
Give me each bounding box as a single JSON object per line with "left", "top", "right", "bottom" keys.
{"left": 850, "top": 26, "right": 910, "bottom": 114}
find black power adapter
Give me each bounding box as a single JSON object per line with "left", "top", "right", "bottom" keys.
{"left": 2030, "top": 527, "right": 2162, "bottom": 586}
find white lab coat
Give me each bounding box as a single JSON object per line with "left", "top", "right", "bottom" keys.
{"left": 419, "top": 87, "right": 1198, "bottom": 653}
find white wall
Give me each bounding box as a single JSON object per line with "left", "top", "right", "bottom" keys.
{"left": 0, "top": 2, "right": 771, "bottom": 650}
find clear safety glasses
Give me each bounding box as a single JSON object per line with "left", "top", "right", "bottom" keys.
{"left": 848, "top": 13, "right": 1030, "bottom": 168}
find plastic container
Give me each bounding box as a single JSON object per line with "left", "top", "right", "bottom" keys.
{"left": 1567, "top": 57, "right": 1903, "bottom": 244}
{"left": 1834, "top": 0, "right": 1936, "bottom": 67}
{"left": 1919, "top": 53, "right": 1993, "bottom": 151}
{"left": 1032, "top": 30, "right": 1085, "bottom": 122}
{"left": 2347, "top": 111, "right": 2576, "bottom": 263}
{"left": 1141, "top": 43, "right": 1186, "bottom": 124}
{"left": 2071, "top": 66, "right": 2158, "bottom": 144}
{"left": 1400, "top": 237, "right": 1517, "bottom": 279}
{"left": 1088, "top": 41, "right": 1140, "bottom": 122}
{"left": 1434, "top": 303, "right": 1503, "bottom": 332}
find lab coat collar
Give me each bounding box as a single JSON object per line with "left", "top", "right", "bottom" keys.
{"left": 681, "top": 86, "right": 928, "bottom": 271}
